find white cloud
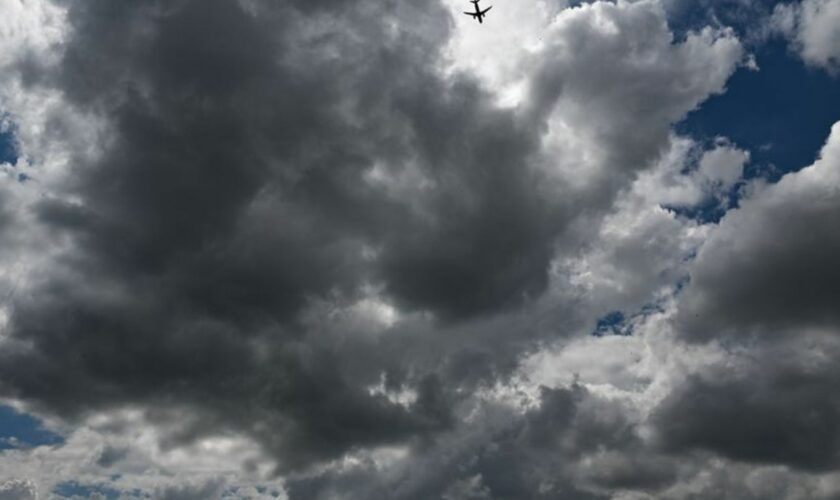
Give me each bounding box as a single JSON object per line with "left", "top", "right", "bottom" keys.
{"left": 0, "top": 0, "right": 66, "bottom": 69}
{"left": 443, "top": 0, "right": 569, "bottom": 106}
{"left": 0, "top": 479, "right": 37, "bottom": 500}
{"left": 772, "top": 0, "right": 840, "bottom": 73}
{"left": 530, "top": 0, "right": 744, "bottom": 200}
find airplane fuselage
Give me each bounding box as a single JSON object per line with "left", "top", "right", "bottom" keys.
{"left": 473, "top": 2, "right": 484, "bottom": 23}
{"left": 464, "top": 0, "right": 491, "bottom": 23}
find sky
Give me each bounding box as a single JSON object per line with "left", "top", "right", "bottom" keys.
{"left": 0, "top": 0, "right": 839, "bottom": 498}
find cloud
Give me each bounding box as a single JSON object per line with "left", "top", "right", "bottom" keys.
{"left": 0, "top": 479, "right": 36, "bottom": 500}
{"left": 11, "top": 0, "right": 831, "bottom": 498}
{"left": 676, "top": 121, "right": 840, "bottom": 341}
{"left": 772, "top": 0, "right": 840, "bottom": 73}
{"left": 156, "top": 477, "right": 227, "bottom": 500}
{"left": 287, "top": 384, "right": 672, "bottom": 499}
{"left": 653, "top": 343, "right": 840, "bottom": 471}
{"left": 648, "top": 121, "right": 840, "bottom": 476}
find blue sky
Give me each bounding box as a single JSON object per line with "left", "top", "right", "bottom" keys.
{"left": 679, "top": 37, "right": 840, "bottom": 182}
{"left": 586, "top": 1, "right": 840, "bottom": 332}
{"left": 53, "top": 481, "right": 124, "bottom": 499}
{"left": 0, "top": 125, "right": 16, "bottom": 165}
{"left": 0, "top": 405, "right": 63, "bottom": 450}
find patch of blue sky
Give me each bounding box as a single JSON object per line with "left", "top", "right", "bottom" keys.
{"left": 665, "top": 0, "right": 780, "bottom": 41}
{"left": 0, "top": 120, "right": 17, "bottom": 166}
{"left": 591, "top": 291, "right": 677, "bottom": 338}
{"left": 661, "top": 17, "right": 839, "bottom": 225}
{"left": 0, "top": 405, "right": 64, "bottom": 450}
{"left": 678, "top": 37, "right": 840, "bottom": 182}
{"left": 53, "top": 482, "right": 128, "bottom": 500}
{"left": 662, "top": 1, "right": 840, "bottom": 224}
{"left": 593, "top": 310, "right": 629, "bottom": 337}
{"left": 0, "top": 116, "right": 31, "bottom": 183}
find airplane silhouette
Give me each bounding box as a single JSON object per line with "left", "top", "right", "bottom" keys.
{"left": 464, "top": 0, "right": 492, "bottom": 23}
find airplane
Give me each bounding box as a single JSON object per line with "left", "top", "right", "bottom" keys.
{"left": 464, "top": 0, "right": 492, "bottom": 23}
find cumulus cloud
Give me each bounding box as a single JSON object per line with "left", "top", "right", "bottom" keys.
{"left": 0, "top": 479, "right": 36, "bottom": 500}
{"left": 772, "top": 0, "right": 840, "bottom": 72}
{"left": 4, "top": 0, "right": 839, "bottom": 498}
{"left": 654, "top": 341, "right": 840, "bottom": 471}
{"left": 634, "top": 120, "right": 840, "bottom": 481}
{"left": 287, "top": 384, "right": 672, "bottom": 499}
{"left": 676, "top": 121, "right": 840, "bottom": 340}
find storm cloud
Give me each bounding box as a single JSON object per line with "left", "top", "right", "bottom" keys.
{"left": 1, "top": 0, "right": 839, "bottom": 498}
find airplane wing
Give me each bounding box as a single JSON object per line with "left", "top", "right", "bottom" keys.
{"left": 479, "top": 6, "right": 492, "bottom": 14}
{"left": 463, "top": 11, "right": 478, "bottom": 16}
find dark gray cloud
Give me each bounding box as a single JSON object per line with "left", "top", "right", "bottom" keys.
{"left": 676, "top": 123, "right": 840, "bottom": 341}
{"left": 2, "top": 0, "right": 801, "bottom": 497}
{"left": 651, "top": 124, "right": 840, "bottom": 476}
{"left": 653, "top": 336, "right": 840, "bottom": 472}
{"left": 40, "top": 0, "right": 562, "bottom": 323}
{"left": 156, "top": 477, "right": 226, "bottom": 500}
{"left": 288, "top": 385, "right": 676, "bottom": 499}
{"left": 0, "top": 0, "right": 568, "bottom": 473}
{"left": 95, "top": 445, "right": 127, "bottom": 468}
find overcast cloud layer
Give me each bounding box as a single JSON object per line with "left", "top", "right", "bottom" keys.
{"left": 1, "top": 0, "right": 839, "bottom": 498}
